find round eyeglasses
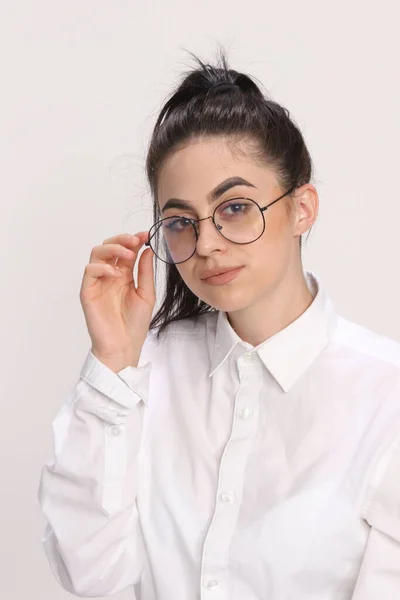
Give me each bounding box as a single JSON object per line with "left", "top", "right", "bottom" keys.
{"left": 145, "top": 186, "right": 296, "bottom": 265}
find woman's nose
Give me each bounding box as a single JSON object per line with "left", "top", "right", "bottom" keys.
{"left": 195, "top": 217, "right": 228, "bottom": 257}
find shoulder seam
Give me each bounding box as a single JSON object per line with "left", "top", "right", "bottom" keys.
{"left": 333, "top": 317, "right": 400, "bottom": 369}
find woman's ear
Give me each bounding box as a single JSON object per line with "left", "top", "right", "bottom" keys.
{"left": 292, "top": 184, "right": 319, "bottom": 237}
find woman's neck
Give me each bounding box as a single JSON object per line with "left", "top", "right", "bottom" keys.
{"left": 226, "top": 270, "right": 314, "bottom": 347}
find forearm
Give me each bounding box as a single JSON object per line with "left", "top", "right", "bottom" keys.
{"left": 38, "top": 350, "right": 151, "bottom": 596}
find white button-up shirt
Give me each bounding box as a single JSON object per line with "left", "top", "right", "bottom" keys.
{"left": 38, "top": 271, "right": 400, "bottom": 599}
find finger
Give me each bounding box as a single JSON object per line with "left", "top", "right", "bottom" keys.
{"left": 102, "top": 232, "right": 148, "bottom": 246}
{"left": 81, "top": 263, "right": 122, "bottom": 292}
{"left": 91, "top": 244, "right": 136, "bottom": 264}
{"left": 100, "top": 232, "right": 150, "bottom": 268}
{"left": 113, "top": 233, "right": 150, "bottom": 267}
{"left": 136, "top": 247, "right": 155, "bottom": 302}
{"left": 134, "top": 230, "right": 151, "bottom": 243}
{"left": 102, "top": 232, "right": 138, "bottom": 244}
{"left": 126, "top": 231, "right": 150, "bottom": 250}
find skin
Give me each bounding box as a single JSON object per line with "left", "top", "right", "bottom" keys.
{"left": 157, "top": 136, "right": 319, "bottom": 347}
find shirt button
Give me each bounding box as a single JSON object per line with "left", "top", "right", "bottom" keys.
{"left": 203, "top": 579, "right": 220, "bottom": 590}
{"left": 219, "top": 491, "right": 235, "bottom": 503}
{"left": 239, "top": 407, "right": 253, "bottom": 420}
{"left": 243, "top": 352, "right": 254, "bottom": 364}
{"left": 109, "top": 425, "right": 122, "bottom": 436}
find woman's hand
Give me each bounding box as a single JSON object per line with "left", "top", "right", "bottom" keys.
{"left": 79, "top": 231, "right": 155, "bottom": 371}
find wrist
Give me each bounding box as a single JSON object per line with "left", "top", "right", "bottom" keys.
{"left": 91, "top": 349, "right": 139, "bottom": 372}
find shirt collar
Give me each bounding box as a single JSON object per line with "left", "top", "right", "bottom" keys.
{"left": 208, "top": 271, "right": 338, "bottom": 391}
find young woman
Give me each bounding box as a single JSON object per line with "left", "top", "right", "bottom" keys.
{"left": 39, "top": 53, "right": 400, "bottom": 599}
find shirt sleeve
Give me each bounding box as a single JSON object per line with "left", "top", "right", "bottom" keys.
{"left": 351, "top": 429, "right": 400, "bottom": 598}
{"left": 38, "top": 349, "right": 152, "bottom": 597}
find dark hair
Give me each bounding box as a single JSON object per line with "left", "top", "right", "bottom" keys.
{"left": 146, "top": 49, "right": 314, "bottom": 338}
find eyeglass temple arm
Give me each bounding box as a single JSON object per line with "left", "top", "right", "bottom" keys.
{"left": 260, "top": 186, "right": 296, "bottom": 212}
{"left": 145, "top": 229, "right": 158, "bottom": 246}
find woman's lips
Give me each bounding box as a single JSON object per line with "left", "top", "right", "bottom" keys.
{"left": 201, "top": 266, "right": 244, "bottom": 286}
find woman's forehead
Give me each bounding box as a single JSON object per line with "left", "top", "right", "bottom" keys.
{"left": 157, "top": 137, "right": 279, "bottom": 205}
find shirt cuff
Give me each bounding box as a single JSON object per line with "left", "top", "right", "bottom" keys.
{"left": 80, "top": 350, "right": 151, "bottom": 408}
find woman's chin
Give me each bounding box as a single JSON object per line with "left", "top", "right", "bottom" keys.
{"left": 201, "top": 289, "right": 251, "bottom": 313}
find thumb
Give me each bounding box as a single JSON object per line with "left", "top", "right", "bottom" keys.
{"left": 136, "top": 247, "right": 155, "bottom": 302}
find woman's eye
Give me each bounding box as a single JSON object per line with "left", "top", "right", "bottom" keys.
{"left": 221, "top": 202, "right": 248, "bottom": 216}
{"left": 165, "top": 217, "right": 193, "bottom": 232}
{"left": 231, "top": 204, "right": 245, "bottom": 213}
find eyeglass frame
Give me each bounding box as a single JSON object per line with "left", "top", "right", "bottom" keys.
{"left": 145, "top": 185, "right": 297, "bottom": 265}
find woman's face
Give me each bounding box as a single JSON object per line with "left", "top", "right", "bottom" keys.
{"left": 156, "top": 136, "right": 316, "bottom": 313}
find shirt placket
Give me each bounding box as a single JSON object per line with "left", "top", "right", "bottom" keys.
{"left": 200, "top": 349, "right": 263, "bottom": 599}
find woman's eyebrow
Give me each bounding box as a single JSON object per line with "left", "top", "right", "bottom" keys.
{"left": 161, "top": 176, "right": 257, "bottom": 214}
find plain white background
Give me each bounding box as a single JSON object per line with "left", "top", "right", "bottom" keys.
{"left": 1, "top": 1, "right": 399, "bottom": 598}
